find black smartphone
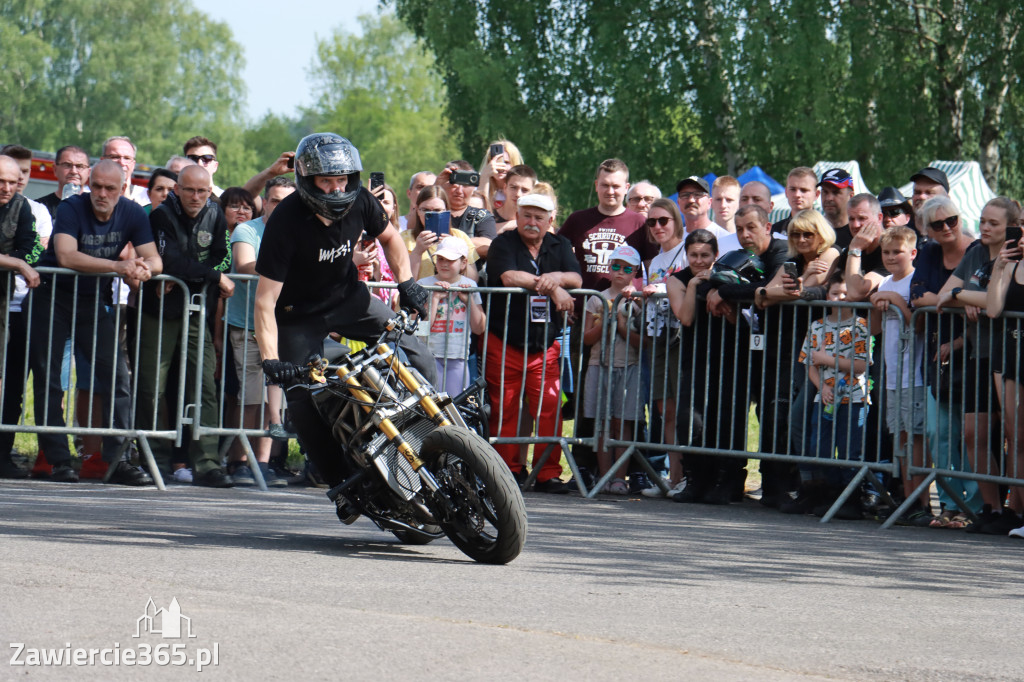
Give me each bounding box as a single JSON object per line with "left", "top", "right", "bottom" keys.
{"left": 783, "top": 261, "right": 799, "bottom": 280}
{"left": 370, "top": 172, "right": 385, "bottom": 191}
{"left": 490, "top": 143, "right": 505, "bottom": 159}
{"left": 424, "top": 210, "right": 451, "bottom": 236}
{"left": 450, "top": 169, "right": 480, "bottom": 187}
{"left": 1007, "top": 225, "right": 1023, "bottom": 259}
{"left": 359, "top": 231, "right": 374, "bottom": 249}
{"left": 286, "top": 156, "right": 294, "bottom": 170}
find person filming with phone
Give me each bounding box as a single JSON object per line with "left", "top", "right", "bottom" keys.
{"left": 402, "top": 185, "right": 479, "bottom": 281}
{"left": 435, "top": 160, "right": 497, "bottom": 258}
{"left": 254, "top": 133, "right": 437, "bottom": 491}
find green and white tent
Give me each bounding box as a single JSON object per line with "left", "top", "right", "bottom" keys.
{"left": 898, "top": 160, "right": 994, "bottom": 236}
{"left": 768, "top": 161, "right": 872, "bottom": 226}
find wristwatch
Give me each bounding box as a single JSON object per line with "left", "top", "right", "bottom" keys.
{"left": 849, "top": 248, "right": 862, "bottom": 258}
{"left": 950, "top": 286, "right": 963, "bottom": 300}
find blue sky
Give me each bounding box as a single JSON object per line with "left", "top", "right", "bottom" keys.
{"left": 204, "top": 0, "right": 381, "bottom": 121}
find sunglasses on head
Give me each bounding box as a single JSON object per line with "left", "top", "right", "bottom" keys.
{"left": 645, "top": 216, "right": 672, "bottom": 228}
{"left": 882, "top": 207, "right": 908, "bottom": 218}
{"left": 928, "top": 215, "right": 958, "bottom": 231}
{"left": 187, "top": 154, "right": 217, "bottom": 164}
{"left": 610, "top": 263, "right": 635, "bottom": 274}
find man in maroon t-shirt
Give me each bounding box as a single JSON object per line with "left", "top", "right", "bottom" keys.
{"left": 558, "top": 158, "right": 648, "bottom": 292}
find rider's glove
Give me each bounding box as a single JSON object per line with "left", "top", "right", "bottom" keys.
{"left": 262, "top": 359, "right": 296, "bottom": 384}
{"left": 397, "top": 278, "right": 430, "bottom": 318}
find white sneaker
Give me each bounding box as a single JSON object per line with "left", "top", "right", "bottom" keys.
{"left": 172, "top": 467, "right": 193, "bottom": 484}
{"left": 1009, "top": 525, "right": 1024, "bottom": 539}
{"left": 668, "top": 480, "right": 688, "bottom": 497}
{"left": 641, "top": 483, "right": 665, "bottom": 497}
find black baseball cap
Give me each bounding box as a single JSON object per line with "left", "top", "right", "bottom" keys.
{"left": 676, "top": 176, "right": 710, "bottom": 194}
{"left": 910, "top": 167, "right": 949, "bottom": 192}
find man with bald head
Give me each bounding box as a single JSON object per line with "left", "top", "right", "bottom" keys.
{"left": 29, "top": 159, "right": 161, "bottom": 484}
{"left": 136, "top": 164, "right": 235, "bottom": 487}
{"left": 0, "top": 156, "right": 43, "bottom": 479}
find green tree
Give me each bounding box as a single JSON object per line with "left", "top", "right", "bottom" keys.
{"left": 305, "top": 11, "right": 458, "bottom": 213}
{"left": 0, "top": 0, "right": 253, "bottom": 183}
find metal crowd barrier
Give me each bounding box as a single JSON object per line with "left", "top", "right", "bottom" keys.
{"left": 0, "top": 267, "right": 191, "bottom": 490}
{"left": 895, "top": 307, "right": 1024, "bottom": 528}
{"left": 10, "top": 268, "right": 1024, "bottom": 529}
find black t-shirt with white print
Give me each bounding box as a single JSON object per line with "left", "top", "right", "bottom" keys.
{"left": 256, "top": 187, "right": 388, "bottom": 318}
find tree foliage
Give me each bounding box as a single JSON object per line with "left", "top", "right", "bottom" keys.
{"left": 303, "top": 12, "right": 458, "bottom": 212}
{"left": 0, "top": 0, "right": 259, "bottom": 184}
{"left": 394, "top": 0, "right": 1024, "bottom": 212}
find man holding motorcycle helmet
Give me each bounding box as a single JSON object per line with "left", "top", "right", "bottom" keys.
{"left": 254, "top": 133, "right": 436, "bottom": 488}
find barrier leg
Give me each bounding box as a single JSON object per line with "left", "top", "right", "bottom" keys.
{"left": 239, "top": 434, "right": 267, "bottom": 492}
{"left": 933, "top": 474, "right": 980, "bottom": 524}
{"left": 585, "top": 444, "right": 636, "bottom": 499}
{"left": 879, "top": 470, "right": 936, "bottom": 530}
{"left": 819, "top": 466, "right": 869, "bottom": 524}
{"left": 136, "top": 435, "right": 166, "bottom": 491}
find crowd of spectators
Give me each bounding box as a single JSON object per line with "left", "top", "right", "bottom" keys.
{"left": 1, "top": 135, "right": 1023, "bottom": 539}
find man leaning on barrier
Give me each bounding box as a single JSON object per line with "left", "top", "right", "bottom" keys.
{"left": 28, "top": 159, "right": 161, "bottom": 485}
{"left": 485, "top": 192, "right": 582, "bottom": 493}
{"left": 0, "top": 156, "right": 42, "bottom": 479}
{"left": 135, "top": 165, "right": 235, "bottom": 488}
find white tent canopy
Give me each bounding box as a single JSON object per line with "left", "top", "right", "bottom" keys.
{"left": 898, "top": 160, "right": 994, "bottom": 236}
{"left": 768, "top": 161, "right": 872, "bottom": 226}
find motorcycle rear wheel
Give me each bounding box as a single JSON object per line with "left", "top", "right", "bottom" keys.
{"left": 421, "top": 426, "right": 527, "bottom": 564}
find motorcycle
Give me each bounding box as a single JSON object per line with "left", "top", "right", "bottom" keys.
{"left": 287, "top": 311, "right": 526, "bottom": 564}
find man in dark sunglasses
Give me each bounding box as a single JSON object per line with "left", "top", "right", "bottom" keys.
{"left": 183, "top": 136, "right": 224, "bottom": 198}
{"left": 877, "top": 186, "right": 913, "bottom": 231}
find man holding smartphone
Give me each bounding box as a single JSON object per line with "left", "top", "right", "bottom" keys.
{"left": 255, "top": 133, "right": 436, "bottom": 492}
{"left": 435, "top": 160, "right": 497, "bottom": 258}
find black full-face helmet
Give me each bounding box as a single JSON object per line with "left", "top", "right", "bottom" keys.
{"left": 294, "top": 133, "right": 363, "bottom": 221}
{"left": 709, "top": 249, "right": 765, "bottom": 286}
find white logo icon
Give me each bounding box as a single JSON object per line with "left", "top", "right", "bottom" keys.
{"left": 134, "top": 597, "right": 196, "bottom": 639}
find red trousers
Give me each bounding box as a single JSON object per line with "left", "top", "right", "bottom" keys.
{"left": 485, "top": 333, "right": 564, "bottom": 482}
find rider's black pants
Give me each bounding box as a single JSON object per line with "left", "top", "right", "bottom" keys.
{"left": 278, "top": 296, "right": 437, "bottom": 487}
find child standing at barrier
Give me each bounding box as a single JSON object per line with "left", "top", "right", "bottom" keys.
{"left": 416, "top": 237, "right": 485, "bottom": 396}
{"left": 583, "top": 244, "right": 644, "bottom": 494}
{"left": 870, "top": 226, "right": 932, "bottom": 525}
{"left": 794, "top": 271, "right": 872, "bottom": 519}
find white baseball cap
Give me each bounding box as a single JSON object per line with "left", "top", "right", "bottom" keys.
{"left": 518, "top": 193, "right": 555, "bottom": 212}
{"left": 435, "top": 236, "right": 468, "bottom": 261}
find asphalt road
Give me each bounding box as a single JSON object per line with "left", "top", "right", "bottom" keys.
{"left": 1, "top": 479, "right": 1022, "bottom": 681}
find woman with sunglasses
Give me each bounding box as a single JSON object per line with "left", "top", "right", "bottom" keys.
{"left": 987, "top": 199, "right": 1024, "bottom": 537}
{"left": 758, "top": 209, "right": 838, "bottom": 306}
{"left": 905, "top": 196, "right": 988, "bottom": 526}
{"left": 637, "top": 198, "right": 688, "bottom": 497}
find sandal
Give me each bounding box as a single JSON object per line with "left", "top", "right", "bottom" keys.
{"left": 946, "top": 513, "right": 970, "bottom": 530}
{"left": 929, "top": 509, "right": 957, "bottom": 528}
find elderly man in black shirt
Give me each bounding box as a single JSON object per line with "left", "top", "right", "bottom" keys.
{"left": 485, "top": 193, "right": 581, "bottom": 493}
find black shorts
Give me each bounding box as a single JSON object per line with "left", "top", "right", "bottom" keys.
{"left": 1001, "top": 329, "right": 1024, "bottom": 385}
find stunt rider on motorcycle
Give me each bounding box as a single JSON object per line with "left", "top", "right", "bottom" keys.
{"left": 254, "top": 133, "right": 436, "bottom": 488}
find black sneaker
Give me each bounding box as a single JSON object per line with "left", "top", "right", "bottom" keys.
{"left": 975, "top": 509, "right": 1022, "bottom": 535}
{"left": 779, "top": 488, "right": 819, "bottom": 515}
{"left": 535, "top": 477, "right": 569, "bottom": 494}
{"left": 628, "top": 472, "right": 651, "bottom": 494}
{"left": 511, "top": 468, "right": 529, "bottom": 487}
{"left": 193, "top": 468, "right": 234, "bottom": 488}
{"left": 50, "top": 463, "right": 79, "bottom": 483}
{"left": 965, "top": 504, "right": 997, "bottom": 534}
{"left": 576, "top": 466, "right": 596, "bottom": 490}
{"left": 0, "top": 454, "right": 28, "bottom": 479}
{"left": 701, "top": 482, "right": 731, "bottom": 505}
{"left": 108, "top": 461, "right": 153, "bottom": 486}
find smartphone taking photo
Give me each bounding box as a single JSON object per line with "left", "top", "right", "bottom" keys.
{"left": 370, "top": 172, "right": 385, "bottom": 191}
{"left": 1006, "top": 225, "right": 1023, "bottom": 260}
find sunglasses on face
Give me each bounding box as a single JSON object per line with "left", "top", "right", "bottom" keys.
{"left": 187, "top": 154, "right": 217, "bottom": 165}
{"left": 610, "top": 263, "right": 635, "bottom": 274}
{"left": 645, "top": 216, "right": 672, "bottom": 228}
{"left": 882, "top": 207, "right": 908, "bottom": 218}
{"left": 929, "top": 215, "right": 958, "bottom": 232}
{"left": 628, "top": 195, "right": 657, "bottom": 205}
{"left": 789, "top": 231, "right": 816, "bottom": 240}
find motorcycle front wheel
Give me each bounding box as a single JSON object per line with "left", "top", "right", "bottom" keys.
{"left": 421, "top": 426, "right": 527, "bottom": 564}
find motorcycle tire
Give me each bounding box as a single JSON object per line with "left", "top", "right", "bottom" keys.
{"left": 421, "top": 426, "right": 527, "bottom": 564}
